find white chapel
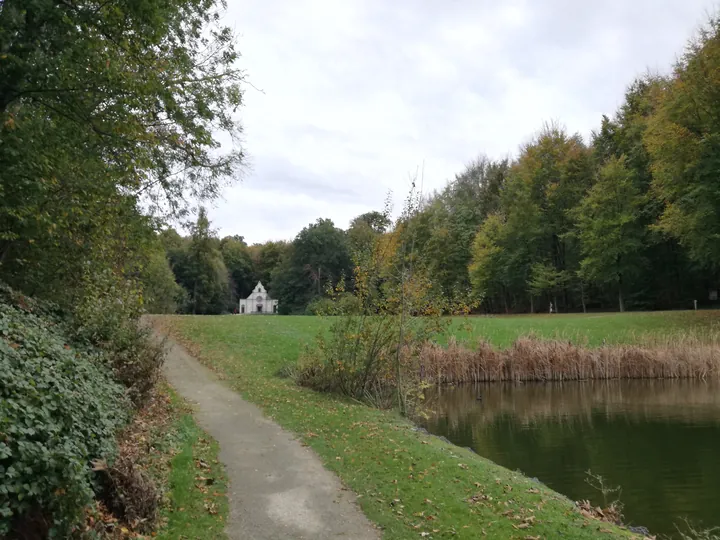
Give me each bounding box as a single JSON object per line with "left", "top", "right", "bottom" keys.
{"left": 239, "top": 282, "right": 278, "bottom": 314}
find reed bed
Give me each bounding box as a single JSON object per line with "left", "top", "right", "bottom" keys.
{"left": 418, "top": 335, "right": 720, "bottom": 383}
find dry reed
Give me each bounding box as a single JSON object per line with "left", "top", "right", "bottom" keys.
{"left": 418, "top": 336, "right": 720, "bottom": 383}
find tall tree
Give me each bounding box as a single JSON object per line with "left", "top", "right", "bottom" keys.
{"left": 412, "top": 158, "right": 509, "bottom": 301}
{"left": 0, "top": 0, "right": 243, "bottom": 309}
{"left": 248, "top": 240, "right": 291, "bottom": 288}
{"left": 271, "top": 219, "right": 353, "bottom": 314}
{"left": 184, "top": 208, "right": 230, "bottom": 314}
{"left": 140, "top": 240, "right": 187, "bottom": 314}
{"left": 469, "top": 214, "right": 509, "bottom": 311}
{"left": 220, "top": 235, "right": 255, "bottom": 307}
{"left": 572, "top": 157, "right": 646, "bottom": 311}
{"left": 644, "top": 18, "right": 720, "bottom": 270}
{"left": 348, "top": 211, "right": 391, "bottom": 257}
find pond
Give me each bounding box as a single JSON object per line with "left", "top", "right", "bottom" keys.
{"left": 421, "top": 379, "right": 720, "bottom": 538}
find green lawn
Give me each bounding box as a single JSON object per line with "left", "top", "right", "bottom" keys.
{"left": 158, "top": 310, "right": 718, "bottom": 362}
{"left": 152, "top": 313, "right": 689, "bottom": 539}
{"left": 116, "top": 383, "right": 229, "bottom": 538}
{"left": 158, "top": 410, "right": 228, "bottom": 540}
{"left": 447, "top": 310, "right": 720, "bottom": 347}
{"left": 144, "top": 386, "right": 229, "bottom": 540}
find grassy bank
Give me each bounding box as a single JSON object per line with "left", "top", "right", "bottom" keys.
{"left": 104, "top": 383, "right": 228, "bottom": 539}
{"left": 154, "top": 315, "right": 641, "bottom": 539}
{"left": 157, "top": 397, "right": 228, "bottom": 540}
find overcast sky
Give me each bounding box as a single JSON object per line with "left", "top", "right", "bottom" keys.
{"left": 208, "top": 0, "right": 716, "bottom": 244}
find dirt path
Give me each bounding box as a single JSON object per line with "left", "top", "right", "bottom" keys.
{"left": 160, "top": 333, "right": 380, "bottom": 540}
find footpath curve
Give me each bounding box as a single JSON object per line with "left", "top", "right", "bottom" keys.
{"left": 158, "top": 331, "right": 380, "bottom": 540}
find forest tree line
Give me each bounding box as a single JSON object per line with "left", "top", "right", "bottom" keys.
{"left": 0, "top": 0, "right": 245, "bottom": 534}
{"left": 158, "top": 18, "right": 720, "bottom": 315}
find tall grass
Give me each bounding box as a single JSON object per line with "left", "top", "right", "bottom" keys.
{"left": 418, "top": 335, "right": 720, "bottom": 383}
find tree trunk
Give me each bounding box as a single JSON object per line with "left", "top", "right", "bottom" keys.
{"left": 193, "top": 281, "right": 198, "bottom": 314}
{"left": 580, "top": 282, "right": 587, "bottom": 314}
{"left": 553, "top": 295, "right": 559, "bottom": 314}
{"left": 530, "top": 295, "right": 534, "bottom": 314}
{"left": 396, "top": 271, "right": 406, "bottom": 416}
{"left": 0, "top": 241, "right": 11, "bottom": 265}
{"left": 618, "top": 274, "right": 624, "bottom": 312}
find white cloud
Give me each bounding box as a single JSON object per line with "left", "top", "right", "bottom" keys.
{"left": 210, "top": 0, "right": 715, "bottom": 244}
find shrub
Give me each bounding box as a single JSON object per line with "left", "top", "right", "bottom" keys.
{"left": 95, "top": 456, "right": 160, "bottom": 533}
{"left": 296, "top": 192, "right": 463, "bottom": 414}
{"left": 297, "top": 279, "right": 447, "bottom": 412}
{"left": 306, "top": 293, "right": 361, "bottom": 316}
{"left": 72, "top": 269, "right": 165, "bottom": 406}
{"left": 0, "top": 302, "right": 129, "bottom": 538}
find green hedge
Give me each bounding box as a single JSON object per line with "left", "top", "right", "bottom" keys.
{"left": 0, "top": 299, "right": 129, "bottom": 537}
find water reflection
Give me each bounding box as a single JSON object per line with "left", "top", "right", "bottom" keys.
{"left": 422, "top": 380, "right": 720, "bottom": 538}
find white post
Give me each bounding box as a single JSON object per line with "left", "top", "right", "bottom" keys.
{"left": 694, "top": 299, "right": 698, "bottom": 311}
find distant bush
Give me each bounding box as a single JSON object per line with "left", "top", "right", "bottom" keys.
{"left": 0, "top": 300, "right": 129, "bottom": 538}
{"left": 306, "top": 293, "right": 361, "bottom": 316}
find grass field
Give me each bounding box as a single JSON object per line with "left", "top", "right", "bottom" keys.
{"left": 158, "top": 310, "right": 718, "bottom": 359}
{"left": 158, "top": 390, "right": 228, "bottom": 540}
{"left": 151, "top": 312, "right": 711, "bottom": 539}
{"left": 447, "top": 310, "right": 720, "bottom": 347}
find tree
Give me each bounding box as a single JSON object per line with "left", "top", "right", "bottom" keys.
{"left": 348, "top": 210, "right": 391, "bottom": 257}
{"left": 529, "top": 263, "right": 570, "bottom": 312}
{"left": 408, "top": 158, "right": 509, "bottom": 302}
{"left": 492, "top": 124, "right": 593, "bottom": 312}
{"left": 140, "top": 242, "right": 186, "bottom": 314}
{"left": 220, "top": 235, "right": 255, "bottom": 307}
{"left": 591, "top": 75, "right": 707, "bottom": 309}
{"left": 271, "top": 219, "right": 353, "bottom": 314}
{"left": 184, "top": 208, "right": 230, "bottom": 314}
{"left": 572, "top": 157, "right": 646, "bottom": 312}
{"left": 469, "top": 214, "right": 507, "bottom": 309}
{"left": 351, "top": 211, "right": 392, "bottom": 234}
{"left": 0, "top": 0, "right": 243, "bottom": 311}
{"left": 248, "top": 240, "right": 291, "bottom": 288}
{"left": 644, "top": 18, "right": 720, "bottom": 270}
{"left": 0, "top": 0, "right": 243, "bottom": 208}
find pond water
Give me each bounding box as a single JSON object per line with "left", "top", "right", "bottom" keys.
{"left": 421, "top": 380, "right": 720, "bottom": 538}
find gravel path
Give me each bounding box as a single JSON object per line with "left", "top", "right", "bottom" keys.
{"left": 159, "top": 332, "right": 380, "bottom": 540}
